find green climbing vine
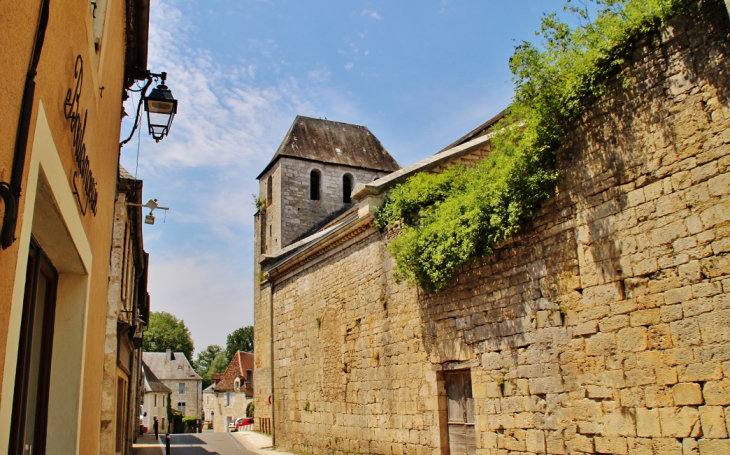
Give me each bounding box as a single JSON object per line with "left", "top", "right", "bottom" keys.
{"left": 375, "top": 0, "right": 695, "bottom": 291}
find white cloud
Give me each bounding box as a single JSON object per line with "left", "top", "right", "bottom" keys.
{"left": 307, "top": 68, "right": 331, "bottom": 82}
{"left": 345, "top": 62, "right": 354, "bottom": 70}
{"left": 128, "top": 1, "right": 311, "bottom": 173}
{"left": 361, "top": 9, "right": 382, "bottom": 20}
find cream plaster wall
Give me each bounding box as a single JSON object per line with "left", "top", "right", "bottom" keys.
{"left": 0, "top": 103, "right": 93, "bottom": 454}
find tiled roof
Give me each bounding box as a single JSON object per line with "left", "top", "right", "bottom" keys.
{"left": 213, "top": 351, "right": 254, "bottom": 392}
{"left": 257, "top": 116, "right": 400, "bottom": 179}
{"left": 142, "top": 351, "right": 202, "bottom": 381}
{"left": 119, "top": 164, "right": 136, "bottom": 180}
{"left": 142, "top": 361, "right": 172, "bottom": 393}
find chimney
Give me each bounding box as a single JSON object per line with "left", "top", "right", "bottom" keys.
{"left": 166, "top": 349, "right": 173, "bottom": 361}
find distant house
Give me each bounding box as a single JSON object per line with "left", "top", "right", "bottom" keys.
{"left": 143, "top": 350, "right": 203, "bottom": 420}
{"left": 212, "top": 351, "right": 254, "bottom": 432}
{"left": 141, "top": 362, "right": 172, "bottom": 433}
{"left": 202, "top": 384, "right": 216, "bottom": 428}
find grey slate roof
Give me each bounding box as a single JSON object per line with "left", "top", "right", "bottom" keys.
{"left": 142, "top": 351, "right": 202, "bottom": 381}
{"left": 142, "top": 361, "right": 172, "bottom": 393}
{"left": 437, "top": 109, "right": 505, "bottom": 153}
{"left": 119, "top": 164, "right": 136, "bottom": 180}
{"left": 257, "top": 116, "right": 400, "bottom": 179}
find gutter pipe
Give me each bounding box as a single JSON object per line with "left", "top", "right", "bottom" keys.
{"left": 1, "top": 0, "right": 51, "bottom": 249}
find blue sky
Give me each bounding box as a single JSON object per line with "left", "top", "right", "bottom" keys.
{"left": 120, "top": 0, "right": 570, "bottom": 355}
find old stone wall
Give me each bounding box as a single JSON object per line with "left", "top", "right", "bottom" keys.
{"left": 164, "top": 379, "right": 202, "bottom": 418}
{"left": 260, "top": 3, "right": 730, "bottom": 454}
{"left": 277, "top": 157, "right": 390, "bottom": 247}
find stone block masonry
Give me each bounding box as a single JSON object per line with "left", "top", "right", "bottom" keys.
{"left": 255, "top": 3, "right": 730, "bottom": 454}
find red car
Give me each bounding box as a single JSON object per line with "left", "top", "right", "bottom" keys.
{"left": 235, "top": 417, "right": 254, "bottom": 428}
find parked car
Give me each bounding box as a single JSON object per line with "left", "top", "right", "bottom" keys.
{"left": 228, "top": 418, "right": 239, "bottom": 431}
{"left": 236, "top": 417, "right": 254, "bottom": 428}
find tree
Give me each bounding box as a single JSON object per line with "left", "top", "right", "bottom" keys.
{"left": 194, "top": 344, "right": 224, "bottom": 388}
{"left": 208, "top": 351, "right": 229, "bottom": 383}
{"left": 225, "top": 326, "right": 254, "bottom": 361}
{"left": 143, "top": 311, "right": 195, "bottom": 362}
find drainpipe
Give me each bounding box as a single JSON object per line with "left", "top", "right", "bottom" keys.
{"left": 269, "top": 280, "right": 275, "bottom": 446}
{"left": 1, "top": 0, "right": 51, "bottom": 249}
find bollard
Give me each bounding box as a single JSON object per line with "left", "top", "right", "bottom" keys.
{"left": 166, "top": 434, "right": 171, "bottom": 455}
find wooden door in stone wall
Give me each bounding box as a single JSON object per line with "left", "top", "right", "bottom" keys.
{"left": 445, "top": 370, "right": 476, "bottom": 455}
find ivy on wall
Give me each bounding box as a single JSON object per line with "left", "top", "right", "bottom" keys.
{"left": 375, "top": 0, "right": 695, "bottom": 291}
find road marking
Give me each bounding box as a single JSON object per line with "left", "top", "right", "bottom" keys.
{"left": 227, "top": 432, "right": 244, "bottom": 450}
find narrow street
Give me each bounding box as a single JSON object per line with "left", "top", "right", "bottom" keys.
{"left": 134, "top": 431, "right": 259, "bottom": 455}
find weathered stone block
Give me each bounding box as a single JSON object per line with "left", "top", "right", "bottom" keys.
{"left": 525, "top": 429, "right": 546, "bottom": 453}
{"left": 595, "top": 436, "right": 628, "bottom": 455}
{"left": 651, "top": 438, "right": 684, "bottom": 455}
{"left": 699, "top": 405, "right": 728, "bottom": 439}
{"left": 698, "top": 439, "right": 730, "bottom": 455}
{"left": 617, "top": 327, "right": 648, "bottom": 352}
{"left": 703, "top": 380, "right": 730, "bottom": 406}
{"left": 698, "top": 310, "right": 730, "bottom": 343}
{"left": 707, "top": 173, "right": 730, "bottom": 197}
{"left": 585, "top": 332, "right": 617, "bottom": 356}
{"left": 656, "top": 367, "right": 678, "bottom": 385}
{"left": 636, "top": 408, "right": 662, "bottom": 438}
{"left": 573, "top": 321, "right": 599, "bottom": 336}
{"left": 679, "top": 362, "right": 723, "bottom": 383}
{"left": 699, "top": 199, "right": 730, "bottom": 228}
{"left": 670, "top": 318, "right": 702, "bottom": 346}
{"left": 626, "top": 368, "right": 655, "bottom": 387}
{"left": 646, "top": 385, "right": 674, "bottom": 408}
{"left": 658, "top": 407, "right": 701, "bottom": 438}
{"left": 647, "top": 324, "right": 673, "bottom": 350}
{"left": 602, "top": 409, "right": 637, "bottom": 437}
{"left": 584, "top": 282, "right": 625, "bottom": 306}
{"left": 630, "top": 309, "right": 660, "bottom": 327}
{"left": 664, "top": 286, "right": 694, "bottom": 305}
{"left": 565, "top": 434, "right": 594, "bottom": 454}
{"left": 672, "top": 382, "right": 703, "bottom": 406}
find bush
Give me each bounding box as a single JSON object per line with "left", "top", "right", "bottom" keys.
{"left": 375, "top": 0, "right": 694, "bottom": 291}
{"left": 170, "top": 411, "right": 184, "bottom": 434}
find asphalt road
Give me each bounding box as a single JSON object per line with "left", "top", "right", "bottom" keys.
{"left": 160, "top": 431, "right": 257, "bottom": 455}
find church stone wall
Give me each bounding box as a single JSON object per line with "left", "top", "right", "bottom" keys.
{"left": 278, "top": 157, "right": 390, "bottom": 248}
{"left": 260, "top": 4, "right": 730, "bottom": 454}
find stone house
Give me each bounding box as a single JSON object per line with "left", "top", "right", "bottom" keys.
{"left": 100, "top": 166, "right": 150, "bottom": 453}
{"left": 203, "top": 384, "right": 216, "bottom": 427}
{"left": 141, "top": 361, "right": 172, "bottom": 434}
{"left": 143, "top": 351, "right": 203, "bottom": 420}
{"left": 254, "top": 4, "right": 730, "bottom": 455}
{"left": 212, "top": 351, "right": 255, "bottom": 432}
{"left": 0, "top": 0, "right": 157, "bottom": 453}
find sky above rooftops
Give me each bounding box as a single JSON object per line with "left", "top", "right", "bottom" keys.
{"left": 120, "top": 0, "right": 570, "bottom": 355}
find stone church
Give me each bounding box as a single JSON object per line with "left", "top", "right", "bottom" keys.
{"left": 254, "top": 7, "right": 730, "bottom": 455}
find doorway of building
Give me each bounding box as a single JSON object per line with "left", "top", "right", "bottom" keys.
{"left": 9, "top": 239, "right": 58, "bottom": 455}
{"left": 445, "top": 370, "right": 476, "bottom": 455}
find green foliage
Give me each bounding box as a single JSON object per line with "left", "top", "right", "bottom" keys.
{"left": 375, "top": 0, "right": 691, "bottom": 291}
{"left": 194, "top": 344, "right": 224, "bottom": 388}
{"left": 143, "top": 311, "right": 195, "bottom": 362}
{"left": 252, "top": 194, "right": 266, "bottom": 210}
{"left": 226, "top": 326, "right": 254, "bottom": 361}
{"left": 167, "top": 394, "right": 173, "bottom": 425}
{"left": 246, "top": 402, "right": 255, "bottom": 417}
{"left": 209, "top": 351, "right": 229, "bottom": 376}
{"left": 170, "top": 411, "right": 185, "bottom": 434}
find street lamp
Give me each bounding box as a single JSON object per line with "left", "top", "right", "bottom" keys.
{"left": 120, "top": 71, "right": 178, "bottom": 148}
{"left": 144, "top": 83, "right": 178, "bottom": 142}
